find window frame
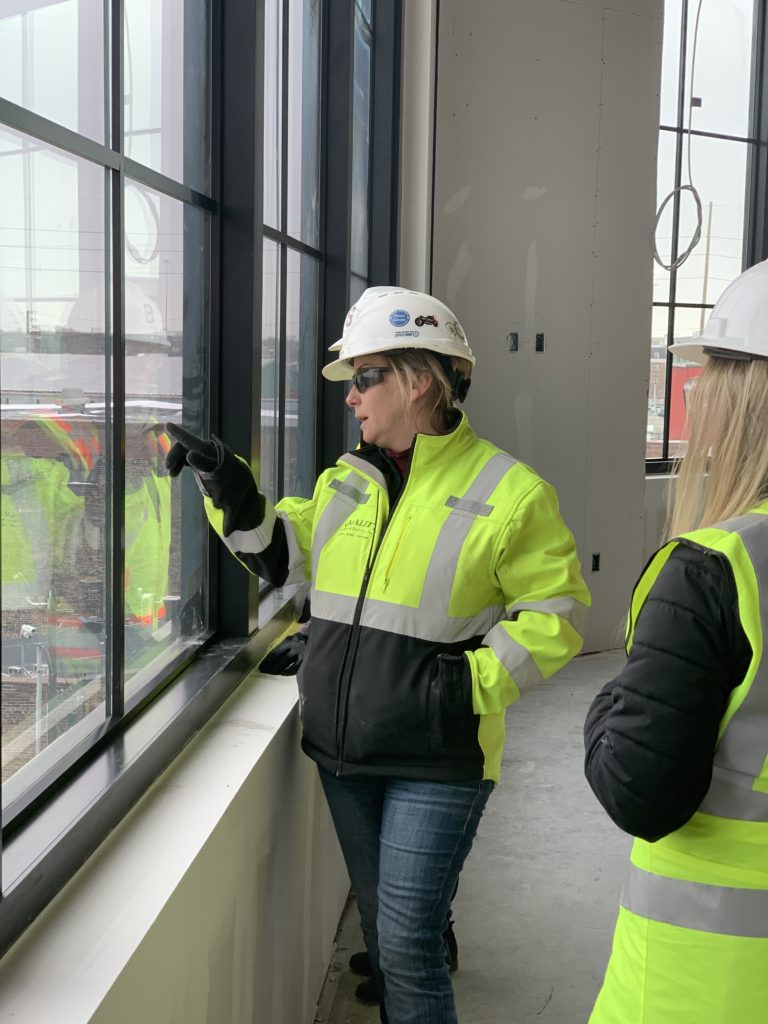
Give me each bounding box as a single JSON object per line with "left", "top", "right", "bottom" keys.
{"left": 0, "top": 0, "right": 402, "bottom": 958}
{"left": 647, "top": 0, "right": 768, "bottom": 473}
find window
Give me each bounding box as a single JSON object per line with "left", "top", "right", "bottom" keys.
{"left": 0, "top": 0, "right": 212, "bottom": 823}
{"left": 0, "top": 0, "right": 402, "bottom": 955}
{"left": 647, "top": 0, "right": 759, "bottom": 466}
{"left": 261, "top": 0, "right": 322, "bottom": 502}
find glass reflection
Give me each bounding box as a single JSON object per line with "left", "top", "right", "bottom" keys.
{"left": 1, "top": 128, "right": 107, "bottom": 786}
{"left": 287, "top": 0, "right": 321, "bottom": 245}
{"left": 124, "top": 0, "right": 210, "bottom": 193}
{"left": 350, "top": 2, "right": 372, "bottom": 278}
{"left": 284, "top": 249, "right": 317, "bottom": 498}
{"left": 264, "top": 0, "right": 283, "bottom": 230}
{"left": 0, "top": 0, "right": 105, "bottom": 143}
{"left": 261, "top": 240, "right": 281, "bottom": 502}
{"left": 123, "top": 181, "right": 209, "bottom": 696}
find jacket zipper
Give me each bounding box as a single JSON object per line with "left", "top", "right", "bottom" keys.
{"left": 334, "top": 445, "right": 416, "bottom": 775}
{"left": 335, "top": 490, "right": 382, "bottom": 774}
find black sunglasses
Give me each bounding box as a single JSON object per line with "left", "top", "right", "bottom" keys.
{"left": 350, "top": 367, "right": 394, "bottom": 393}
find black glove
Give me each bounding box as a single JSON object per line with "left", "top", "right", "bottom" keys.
{"left": 259, "top": 631, "right": 308, "bottom": 675}
{"left": 165, "top": 423, "right": 224, "bottom": 477}
{"left": 165, "top": 422, "right": 267, "bottom": 536}
{"left": 433, "top": 653, "right": 473, "bottom": 718}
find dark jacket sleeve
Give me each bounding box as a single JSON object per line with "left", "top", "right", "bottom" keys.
{"left": 584, "top": 544, "right": 751, "bottom": 842}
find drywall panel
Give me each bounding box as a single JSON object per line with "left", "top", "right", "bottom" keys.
{"left": 580, "top": 7, "right": 663, "bottom": 644}
{"left": 0, "top": 672, "right": 349, "bottom": 1024}
{"left": 427, "top": 0, "right": 662, "bottom": 651}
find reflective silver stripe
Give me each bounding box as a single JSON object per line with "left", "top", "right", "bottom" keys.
{"left": 698, "top": 514, "right": 768, "bottom": 820}
{"left": 421, "top": 452, "right": 517, "bottom": 618}
{"left": 621, "top": 863, "right": 768, "bottom": 938}
{"left": 311, "top": 589, "right": 504, "bottom": 643}
{"left": 506, "top": 596, "right": 589, "bottom": 637}
{"left": 445, "top": 495, "right": 492, "bottom": 516}
{"left": 330, "top": 478, "right": 370, "bottom": 504}
{"left": 279, "top": 512, "right": 309, "bottom": 586}
{"left": 311, "top": 472, "right": 373, "bottom": 581}
{"left": 338, "top": 452, "right": 388, "bottom": 494}
{"left": 484, "top": 623, "right": 544, "bottom": 692}
{"left": 223, "top": 502, "right": 277, "bottom": 555}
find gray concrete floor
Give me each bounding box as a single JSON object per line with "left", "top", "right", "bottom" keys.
{"left": 314, "top": 650, "right": 631, "bottom": 1024}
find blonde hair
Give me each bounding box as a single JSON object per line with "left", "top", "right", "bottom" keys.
{"left": 385, "top": 350, "right": 473, "bottom": 431}
{"left": 668, "top": 356, "right": 768, "bottom": 537}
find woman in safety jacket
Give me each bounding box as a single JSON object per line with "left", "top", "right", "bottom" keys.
{"left": 584, "top": 259, "right": 768, "bottom": 1024}
{"left": 167, "top": 287, "right": 590, "bottom": 1024}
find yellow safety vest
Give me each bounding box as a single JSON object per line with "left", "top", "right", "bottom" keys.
{"left": 591, "top": 507, "right": 768, "bottom": 1024}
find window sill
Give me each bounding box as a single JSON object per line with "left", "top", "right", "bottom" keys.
{"left": 0, "top": 583, "right": 307, "bottom": 958}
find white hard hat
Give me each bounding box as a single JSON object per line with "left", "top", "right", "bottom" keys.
{"left": 321, "top": 287, "right": 475, "bottom": 381}
{"left": 670, "top": 259, "right": 768, "bottom": 365}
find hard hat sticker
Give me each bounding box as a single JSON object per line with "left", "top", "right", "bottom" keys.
{"left": 389, "top": 309, "right": 410, "bottom": 327}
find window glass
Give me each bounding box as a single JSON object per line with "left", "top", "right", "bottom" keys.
{"left": 287, "top": 0, "right": 321, "bottom": 245}
{"left": 123, "top": 181, "right": 209, "bottom": 697}
{"left": 264, "top": 0, "right": 283, "bottom": 230}
{"left": 659, "top": 0, "right": 682, "bottom": 127}
{"left": 0, "top": 0, "right": 105, "bottom": 144}
{"left": 350, "top": 3, "right": 372, "bottom": 278}
{"left": 674, "top": 136, "right": 748, "bottom": 306}
{"left": 684, "top": 0, "right": 755, "bottom": 139}
{"left": 653, "top": 130, "right": 676, "bottom": 304}
{"left": 646, "top": 307, "right": 670, "bottom": 460}
{"left": 668, "top": 308, "right": 707, "bottom": 459}
{"left": 284, "top": 249, "right": 317, "bottom": 497}
{"left": 1, "top": 128, "right": 107, "bottom": 790}
{"left": 124, "top": 0, "right": 210, "bottom": 193}
{"left": 261, "top": 239, "right": 281, "bottom": 502}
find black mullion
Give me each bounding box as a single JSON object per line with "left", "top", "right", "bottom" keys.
{"left": 368, "top": 0, "right": 402, "bottom": 286}
{"left": 661, "top": 0, "right": 689, "bottom": 464}
{"left": 263, "top": 223, "right": 322, "bottom": 259}
{"left": 653, "top": 301, "right": 715, "bottom": 310}
{"left": 745, "top": 0, "right": 768, "bottom": 265}
{"left": 0, "top": 98, "right": 121, "bottom": 168}
{"left": 660, "top": 124, "right": 757, "bottom": 145}
{"left": 109, "top": 0, "right": 126, "bottom": 718}
{"left": 124, "top": 158, "right": 216, "bottom": 211}
{"left": 319, "top": 0, "right": 354, "bottom": 469}
{"left": 277, "top": 0, "right": 290, "bottom": 496}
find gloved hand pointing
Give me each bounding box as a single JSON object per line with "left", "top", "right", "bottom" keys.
{"left": 165, "top": 423, "right": 223, "bottom": 477}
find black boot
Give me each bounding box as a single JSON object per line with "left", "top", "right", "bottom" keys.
{"left": 350, "top": 923, "right": 458, "bottom": 1007}
{"left": 349, "top": 950, "right": 374, "bottom": 977}
{"left": 354, "top": 976, "right": 383, "bottom": 1005}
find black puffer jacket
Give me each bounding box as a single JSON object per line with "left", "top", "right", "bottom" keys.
{"left": 584, "top": 543, "right": 752, "bottom": 842}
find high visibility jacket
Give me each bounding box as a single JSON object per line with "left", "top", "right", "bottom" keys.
{"left": 125, "top": 471, "right": 171, "bottom": 628}
{"left": 590, "top": 507, "right": 768, "bottom": 1024}
{"left": 204, "top": 413, "right": 590, "bottom": 782}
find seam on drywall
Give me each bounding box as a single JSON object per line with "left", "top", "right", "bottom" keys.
{"left": 582, "top": 9, "right": 608, "bottom": 560}
{"left": 428, "top": 0, "right": 440, "bottom": 293}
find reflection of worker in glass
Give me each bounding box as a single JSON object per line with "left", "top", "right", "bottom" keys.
{"left": 585, "top": 259, "right": 768, "bottom": 1024}
{"left": 124, "top": 420, "right": 172, "bottom": 641}
{"left": 167, "top": 287, "right": 590, "bottom": 1024}
{"left": 1, "top": 411, "right": 102, "bottom": 687}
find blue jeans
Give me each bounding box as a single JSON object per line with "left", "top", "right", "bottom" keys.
{"left": 318, "top": 768, "right": 493, "bottom": 1024}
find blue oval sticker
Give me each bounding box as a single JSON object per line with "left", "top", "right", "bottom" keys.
{"left": 389, "top": 309, "right": 410, "bottom": 327}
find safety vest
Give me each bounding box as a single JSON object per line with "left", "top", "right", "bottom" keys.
{"left": 205, "top": 413, "right": 590, "bottom": 782}
{"left": 590, "top": 507, "right": 768, "bottom": 1024}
